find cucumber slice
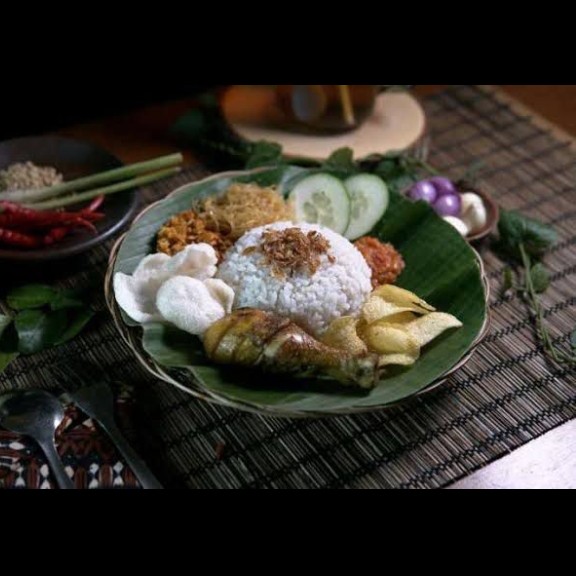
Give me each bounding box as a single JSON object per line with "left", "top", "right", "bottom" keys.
{"left": 344, "top": 174, "right": 390, "bottom": 240}
{"left": 289, "top": 173, "right": 351, "bottom": 234}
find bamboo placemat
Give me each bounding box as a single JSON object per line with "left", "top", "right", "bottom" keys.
{"left": 1, "top": 84, "right": 575, "bottom": 489}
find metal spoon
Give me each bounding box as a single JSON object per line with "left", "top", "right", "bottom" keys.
{"left": 0, "top": 390, "right": 74, "bottom": 489}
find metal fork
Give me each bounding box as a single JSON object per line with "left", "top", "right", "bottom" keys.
{"left": 49, "top": 362, "right": 163, "bottom": 490}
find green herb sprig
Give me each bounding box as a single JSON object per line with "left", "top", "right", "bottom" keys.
{"left": 0, "top": 284, "right": 97, "bottom": 373}
{"left": 242, "top": 143, "right": 437, "bottom": 192}
{"left": 497, "top": 210, "right": 575, "bottom": 367}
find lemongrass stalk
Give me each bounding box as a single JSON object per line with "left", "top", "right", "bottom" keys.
{"left": 26, "top": 167, "right": 181, "bottom": 211}
{"left": 0, "top": 153, "right": 183, "bottom": 204}
{"left": 338, "top": 85, "right": 356, "bottom": 126}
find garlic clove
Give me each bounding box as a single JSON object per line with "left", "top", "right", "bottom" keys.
{"left": 443, "top": 216, "right": 470, "bottom": 237}
{"left": 460, "top": 192, "right": 488, "bottom": 235}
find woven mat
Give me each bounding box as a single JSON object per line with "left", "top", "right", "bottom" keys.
{"left": 1, "top": 84, "right": 575, "bottom": 489}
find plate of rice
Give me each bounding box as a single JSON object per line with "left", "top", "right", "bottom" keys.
{"left": 105, "top": 166, "right": 489, "bottom": 417}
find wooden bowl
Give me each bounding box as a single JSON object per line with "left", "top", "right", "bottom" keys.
{"left": 459, "top": 185, "right": 500, "bottom": 243}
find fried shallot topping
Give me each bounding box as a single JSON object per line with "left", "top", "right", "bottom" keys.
{"left": 249, "top": 227, "right": 335, "bottom": 278}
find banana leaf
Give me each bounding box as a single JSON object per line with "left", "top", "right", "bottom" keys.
{"left": 114, "top": 167, "right": 487, "bottom": 414}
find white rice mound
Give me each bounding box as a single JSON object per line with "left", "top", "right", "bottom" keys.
{"left": 216, "top": 222, "right": 372, "bottom": 336}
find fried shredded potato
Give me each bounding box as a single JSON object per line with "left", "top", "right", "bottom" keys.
{"left": 197, "top": 183, "right": 294, "bottom": 241}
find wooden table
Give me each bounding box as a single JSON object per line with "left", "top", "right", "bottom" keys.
{"left": 55, "top": 85, "right": 576, "bottom": 490}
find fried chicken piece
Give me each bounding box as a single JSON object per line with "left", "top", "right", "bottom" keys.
{"left": 204, "top": 309, "right": 380, "bottom": 390}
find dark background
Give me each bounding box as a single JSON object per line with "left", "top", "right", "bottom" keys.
{"left": 4, "top": 82, "right": 576, "bottom": 141}
{"left": 0, "top": 81, "right": 217, "bottom": 140}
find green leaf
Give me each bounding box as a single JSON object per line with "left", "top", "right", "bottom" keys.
{"left": 6, "top": 284, "right": 57, "bottom": 310}
{"left": 0, "top": 314, "right": 12, "bottom": 339}
{"left": 0, "top": 317, "right": 18, "bottom": 372}
{"left": 0, "top": 315, "right": 16, "bottom": 373}
{"left": 50, "top": 289, "right": 85, "bottom": 311}
{"left": 321, "top": 148, "right": 356, "bottom": 176}
{"left": 374, "top": 158, "right": 405, "bottom": 180}
{"left": 54, "top": 309, "right": 96, "bottom": 345}
{"left": 530, "top": 263, "right": 550, "bottom": 294}
{"left": 386, "top": 174, "right": 418, "bottom": 196}
{"left": 498, "top": 210, "right": 558, "bottom": 261}
{"left": 142, "top": 323, "right": 206, "bottom": 367}
{"left": 0, "top": 351, "right": 17, "bottom": 372}
{"left": 15, "top": 309, "right": 68, "bottom": 355}
{"left": 245, "top": 141, "right": 284, "bottom": 169}
{"left": 361, "top": 151, "right": 404, "bottom": 165}
{"left": 372, "top": 157, "right": 419, "bottom": 195}
{"left": 571, "top": 330, "right": 576, "bottom": 350}
{"left": 171, "top": 109, "right": 211, "bottom": 141}
{"left": 171, "top": 105, "right": 248, "bottom": 167}
{"left": 502, "top": 267, "right": 514, "bottom": 293}
{"left": 0, "top": 319, "right": 17, "bottom": 351}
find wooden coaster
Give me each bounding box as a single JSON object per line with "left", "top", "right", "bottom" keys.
{"left": 221, "top": 85, "right": 427, "bottom": 160}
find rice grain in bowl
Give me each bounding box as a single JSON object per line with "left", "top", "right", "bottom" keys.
{"left": 217, "top": 222, "right": 372, "bottom": 336}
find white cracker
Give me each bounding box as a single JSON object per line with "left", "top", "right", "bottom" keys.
{"left": 156, "top": 276, "right": 228, "bottom": 336}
